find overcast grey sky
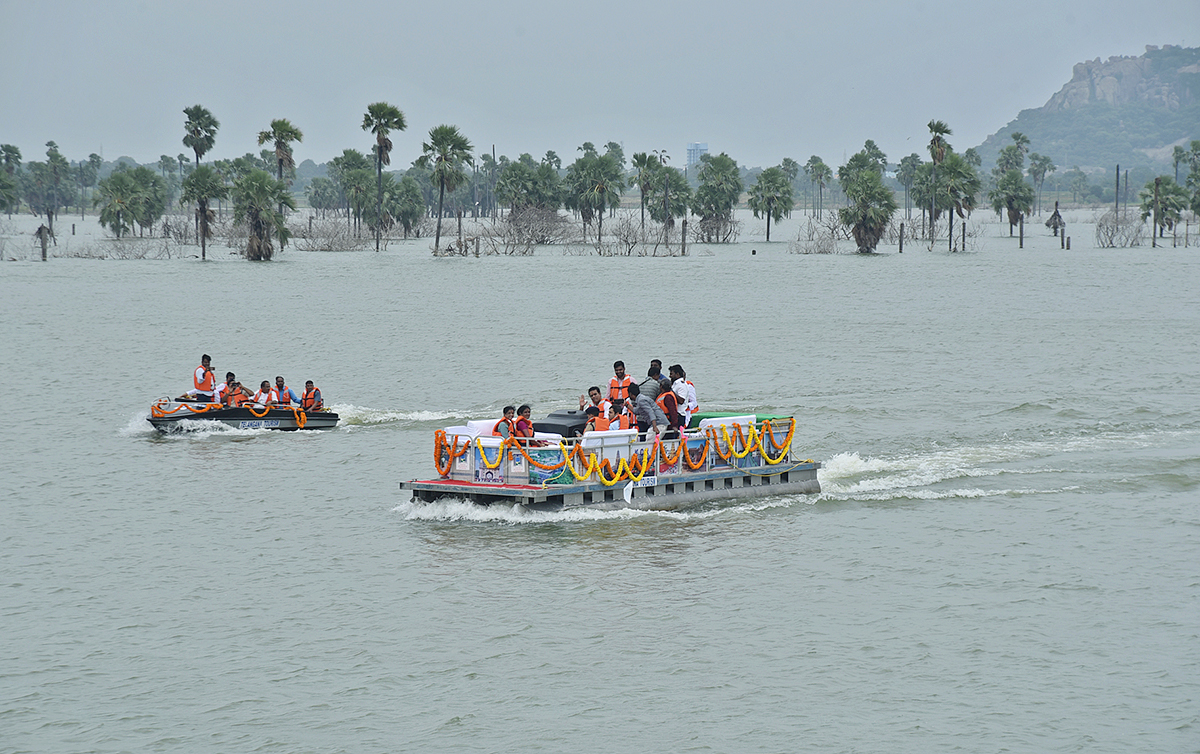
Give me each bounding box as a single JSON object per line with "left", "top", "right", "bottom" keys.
{"left": 2, "top": 0, "right": 1196, "bottom": 170}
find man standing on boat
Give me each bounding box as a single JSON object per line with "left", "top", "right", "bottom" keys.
{"left": 628, "top": 383, "right": 668, "bottom": 438}
{"left": 669, "top": 364, "right": 698, "bottom": 427}
{"left": 638, "top": 360, "right": 663, "bottom": 401}
{"left": 608, "top": 361, "right": 633, "bottom": 403}
{"left": 183, "top": 354, "right": 216, "bottom": 402}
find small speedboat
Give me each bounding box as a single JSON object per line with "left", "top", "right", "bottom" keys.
{"left": 148, "top": 398, "right": 339, "bottom": 432}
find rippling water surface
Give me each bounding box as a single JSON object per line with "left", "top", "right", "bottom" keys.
{"left": 3, "top": 227, "right": 1198, "bottom": 753}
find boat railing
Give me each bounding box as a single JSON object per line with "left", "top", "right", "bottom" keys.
{"left": 433, "top": 418, "right": 798, "bottom": 487}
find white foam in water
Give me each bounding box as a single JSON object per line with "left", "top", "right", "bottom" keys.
{"left": 330, "top": 404, "right": 459, "bottom": 426}
{"left": 394, "top": 493, "right": 803, "bottom": 524}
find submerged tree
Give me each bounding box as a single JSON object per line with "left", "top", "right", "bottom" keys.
{"left": 1138, "top": 176, "right": 1189, "bottom": 238}
{"left": 564, "top": 152, "right": 624, "bottom": 242}
{"left": 183, "top": 105, "right": 220, "bottom": 167}
{"left": 416, "top": 125, "right": 473, "bottom": 252}
{"left": 629, "top": 151, "right": 661, "bottom": 231}
{"left": 839, "top": 169, "right": 898, "bottom": 253}
{"left": 94, "top": 171, "right": 139, "bottom": 238}
{"left": 1027, "top": 153, "right": 1056, "bottom": 215}
{"left": 927, "top": 120, "right": 952, "bottom": 239}
{"left": 233, "top": 170, "right": 294, "bottom": 260}
{"left": 182, "top": 166, "right": 228, "bottom": 260}
{"left": 691, "top": 152, "right": 743, "bottom": 242}
{"left": 747, "top": 167, "right": 793, "bottom": 242}
{"left": 989, "top": 169, "right": 1035, "bottom": 236}
{"left": 361, "top": 102, "right": 406, "bottom": 251}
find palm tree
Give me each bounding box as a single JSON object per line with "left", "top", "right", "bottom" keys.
{"left": 233, "top": 170, "right": 294, "bottom": 260}
{"left": 94, "top": 172, "right": 139, "bottom": 239}
{"left": 361, "top": 102, "right": 406, "bottom": 251}
{"left": 810, "top": 159, "right": 831, "bottom": 219}
{"left": 44, "top": 142, "right": 70, "bottom": 234}
{"left": 989, "top": 170, "right": 1035, "bottom": 236}
{"left": 1027, "top": 154, "right": 1056, "bottom": 215}
{"left": 630, "top": 152, "right": 660, "bottom": 232}
{"left": 182, "top": 166, "right": 229, "bottom": 261}
{"left": 257, "top": 118, "right": 303, "bottom": 215}
{"left": 574, "top": 154, "right": 624, "bottom": 243}
{"left": 927, "top": 120, "right": 952, "bottom": 240}
{"left": 416, "top": 125, "right": 473, "bottom": 252}
{"left": 0, "top": 171, "right": 19, "bottom": 216}
{"left": 747, "top": 167, "right": 793, "bottom": 242}
{"left": 839, "top": 169, "right": 898, "bottom": 253}
{"left": 1172, "top": 146, "right": 1187, "bottom": 183}
{"left": 940, "top": 153, "right": 981, "bottom": 251}
{"left": 1, "top": 144, "right": 20, "bottom": 217}
{"left": 183, "top": 105, "right": 219, "bottom": 167}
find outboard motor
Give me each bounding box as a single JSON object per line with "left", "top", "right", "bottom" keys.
{"left": 534, "top": 409, "right": 589, "bottom": 438}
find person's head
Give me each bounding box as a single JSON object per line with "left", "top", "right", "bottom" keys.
{"left": 649, "top": 359, "right": 662, "bottom": 377}
{"left": 628, "top": 383, "right": 640, "bottom": 398}
{"left": 660, "top": 377, "right": 673, "bottom": 392}
{"left": 503, "top": 405, "right": 515, "bottom": 419}
{"left": 613, "top": 361, "right": 625, "bottom": 378}
{"left": 588, "top": 386, "right": 602, "bottom": 403}
{"left": 517, "top": 404, "right": 531, "bottom": 419}
{"left": 607, "top": 403, "right": 620, "bottom": 418}
{"left": 260, "top": 380, "right": 271, "bottom": 390}
{"left": 669, "top": 364, "right": 684, "bottom": 380}
{"left": 275, "top": 376, "right": 285, "bottom": 389}
{"left": 225, "top": 372, "right": 235, "bottom": 383}
{"left": 585, "top": 406, "right": 600, "bottom": 418}
{"left": 201, "top": 354, "right": 211, "bottom": 366}
{"left": 305, "top": 380, "right": 314, "bottom": 389}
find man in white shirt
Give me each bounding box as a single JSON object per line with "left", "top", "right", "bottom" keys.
{"left": 669, "top": 364, "right": 698, "bottom": 428}
{"left": 252, "top": 380, "right": 278, "bottom": 407}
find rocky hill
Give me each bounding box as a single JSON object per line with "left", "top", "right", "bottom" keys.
{"left": 975, "top": 45, "right": 1200, "bottom": 173}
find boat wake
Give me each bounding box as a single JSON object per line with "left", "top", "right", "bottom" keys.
{"left": 393, "top": 493, "right": 801, "bottom": 524}
{"left": 330, "top": 404, "right": 459, "bottom": 427}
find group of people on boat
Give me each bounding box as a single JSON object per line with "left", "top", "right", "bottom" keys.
{"left": 179, "top": 354, "right": 324, "bottom": 412}
{"left": 494, "top": 359, "right": 699, "bottom": 442}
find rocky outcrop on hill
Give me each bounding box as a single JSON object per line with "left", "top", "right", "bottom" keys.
{"left": 1042, "top": 45, "right": 1199, "bottom": 112}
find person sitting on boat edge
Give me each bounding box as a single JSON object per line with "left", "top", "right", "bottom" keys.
{"left": 492, "top": 406, "right": 516, "bottom": 438}
{"left": 301, "top": 381, "right": 323, "bottom": 412}
{"left": 274, "top": 376, "right": 301, "bottom": 406}
{"left": 178, "top": 354, "right": 216, "bottom": 402}
{"left": 252, "top": 380, "right": 278, "bottom": 407}
{"left": 578, "top": 385, "right": 611, "bottom": 417}
{"left": 608, "top": 361, "right": 632, "bottom": 403}
{"left": 638, "top": 360, "right": 663, "bottom": 401}
{"left": 628, "top": 383, "right": 668, "bottom": 439}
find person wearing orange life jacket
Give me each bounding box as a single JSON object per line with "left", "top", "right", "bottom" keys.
{"left": 216, "top": 372, "right": 248, "bottom": 405}
{"left": 606, "top": 402, "right": 634, "bottom": 431}
{"left": 607, "top": 361, "right": 633, "bottom": 403}
{"left": 300, "top": 381, "right": 323, "bottom": 412}
{"left": 583, "top": 405, "right": 604, "bottom": 432}
{"left": 514, "top": 404, "right": 548, "bottom": 446}
{"left": 492, "top": 406, "right": 516, "bottom": 438}
{"left": 578, "top": 385, "right": 611, "bottom": 417}
{"left": 179, "top": 354, "right": 216, "bottom": 402}
{"left": 252, "top": 380, "right": 278, "bottom": 407}
{"left": 655, "top": 378, "right": 682, "bottom": 438}
{"left": 274, "top": 376, "right": 301, "bottom": 406}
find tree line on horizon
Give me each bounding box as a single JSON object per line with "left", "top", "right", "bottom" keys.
{"left": 4, "top": 105, "right": 1200, "bottom": 257}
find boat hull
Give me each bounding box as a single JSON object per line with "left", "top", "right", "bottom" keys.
{"left": 148, "top": 401, "right": 338, "bottom": 432}
{"left": 400, "top": 461, "right": 821, "bottom": 512}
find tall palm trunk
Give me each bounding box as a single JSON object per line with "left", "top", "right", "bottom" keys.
{"left": 434, "top": 180, "right": 446, "bottom": 250}
{"left": 375, "top": 153, "right": 383, "bottom": 251}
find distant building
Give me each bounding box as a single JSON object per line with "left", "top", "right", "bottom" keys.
{"left": 686, "top": 142, "right": 708, "bottom": 168}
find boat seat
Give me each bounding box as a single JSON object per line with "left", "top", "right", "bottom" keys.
{"left": 698, "top": 414, "right": 757, "bottom": 433}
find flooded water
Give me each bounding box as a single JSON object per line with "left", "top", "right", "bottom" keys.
{"left": 3, "top": 213, "right": 1198, "bottom": 753}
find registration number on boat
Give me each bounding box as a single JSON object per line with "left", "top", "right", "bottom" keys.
{"left": 239, "top": 420, "right": 280, "bottom": 429}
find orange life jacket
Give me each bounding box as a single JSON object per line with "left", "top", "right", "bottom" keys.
{"left": 195, "top": 365, "right": 215, "bottom": 393}
{"left": 657, "top": 391, "right": 678, "bottom": 422}
{"left": 226, "top": 388, "right": 248, "bottom": 407}
{"left": 275, "top": 384, "right": 292, "bottom": 405}
{"left": 301, "top": 386, "right": 322, "bottom": 411}
{"left": 514, "top": 416, "right": 535, "bottom": 438}
{"left": 608, "top": 375, "right": 632, "bottom": 402}
{"left": 492, "top": 417, "right": 516, "bottom": 437}
{"left": 591, "top": 416, "right": 611, "bottom": 431}
{"left": 610, "top": 413, "right": 633, "bottom": 430}
{"left": 253, "top": 388, "right": 277, "bottom": 405}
